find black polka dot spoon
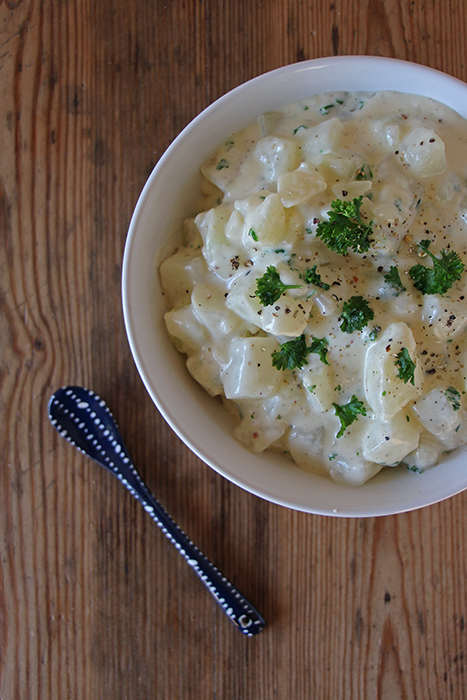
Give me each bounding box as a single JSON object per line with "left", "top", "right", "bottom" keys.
{"left": 48, "top": 386, "right": 265, "bottom": 636}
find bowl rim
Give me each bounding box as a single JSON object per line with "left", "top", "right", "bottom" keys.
{"left": 122, "top": 56, "right": 467, "bottom": 517}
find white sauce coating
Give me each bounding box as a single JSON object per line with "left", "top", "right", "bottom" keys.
{"left": 160, "top": 91, "right": 467, "bottom": 485}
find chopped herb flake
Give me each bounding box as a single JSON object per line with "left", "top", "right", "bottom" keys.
{"left": 406, "top": 464, "right": 423, "bottom": 474}
{"left": 303, "top": 265, "right": 330, "bottom": 290}
{"left": 395, "top": 347, "right": 416, "bottom": 385}
{"left": 445, "top": 386, "right": 461, "bottom": 411}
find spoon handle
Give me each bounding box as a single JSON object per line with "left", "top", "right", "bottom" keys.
{"left": 48, "top": 387, "right": 265, "bottom": 636}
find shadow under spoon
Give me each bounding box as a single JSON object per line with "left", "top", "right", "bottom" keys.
{"left": 48, "top": 385, "right": 265, "bottom": 636}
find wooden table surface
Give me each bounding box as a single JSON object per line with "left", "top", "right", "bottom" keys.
{"left": 2, "top": 1, "right": 467, "bottom": 698}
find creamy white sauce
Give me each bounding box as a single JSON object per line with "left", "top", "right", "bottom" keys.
{"left": 160, "top": 91, "right": 467, "bottom": 485}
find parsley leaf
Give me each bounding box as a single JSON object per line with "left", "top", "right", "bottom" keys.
{"left": 409, "top": 239, "right": 465, "bottom": 295}
{"left": 395, "top": 347, "right": 416, "bottom": 385}
{"left": 445, "top": 386, "right": 461, "bottom": 411}
{"left": 271, "top": 334, "right": 329, "bottom": 370}
{"left": 384, "top": 266, "right": 406, "bottom": 294}
{"left": 271, "top": 334, "right": 311, "bottom": 371}
{"left": 340, "top": 296, "right": 374, "bottom": 333}
{"left": 332, "top": 395, "right": 367, "bottom": 438}
{"left": 309, "top": 336, "right": 330, "bottom": 365}
{"left": 316, "top": 196, "right": 373, "bottom": 255}
{"left": 255, "top": 266, "right": 302, "bottom": 306}
{"left": 303, "top": 265, "right": 330, "bottom": 290}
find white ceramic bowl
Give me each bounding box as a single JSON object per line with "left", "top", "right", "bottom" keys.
{"left": 122, "top": 56, "right": 467, "bottom": 517}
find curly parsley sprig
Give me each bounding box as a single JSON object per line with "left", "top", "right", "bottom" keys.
{"left": 340, "top": 296, "right": 374, "bottom": 334}
{"left": 409, "top": 239, "right": 465, "bottom": 295}
{"left": 271, "top": 334, "right": 311, "bottom": 371}
{"left": 316, "top": 196, "right": 373, "bottom": 255}
{"left": 332, "top": 395, "right": 367, "bottom": 438}
{"left": 255, "top": 266, "right": 302, "bottom": 306}
{"left": 271, "top": 334, "right": 329, "bottom": 371}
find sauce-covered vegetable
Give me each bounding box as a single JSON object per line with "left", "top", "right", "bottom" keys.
{"left": 160, "top": 91, "right": 467, "bottom": 485}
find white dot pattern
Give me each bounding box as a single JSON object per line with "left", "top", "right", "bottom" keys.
{"left": 48, "top": 386, "right": 265, "bottom": 636}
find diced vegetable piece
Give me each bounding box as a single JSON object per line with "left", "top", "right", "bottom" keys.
{"left": 200, "top": 121, "right": 264, "bottom": 198}
{"left": 160, "top": 248, "right": 207, "bottom": 309}
{"left": 372, "top": 117, "right": 401, "bottom": 147}
{"left": 186, "top": 349, "right": 223, "bottom": 396}
{"left": 287, "top": 426, "right": 327, "bottom": 474}
{"left": 401, "top": 127, "right": 446, "bottom": 177}
{"left": 195, "top": 206, "right": 243, "bottom": 280}
{"left": 422, "top": 295, "right": 467, "bottom": 339}
{"left": 331, "top": 180, "right": 372, "bottom": 200}
{"left": 299, "top": 117, "right": 343, "bottom": 163}
{"left": 403, "top": 432, "right": 442, "bottom": 472}
{"left": 330, "top": 454, "right": 383, "bottom": 486}
{"left": 298, "top": 360, "right": 335, "bottom": 411}
{"left": 254, "top": 136, "right": 300, "bottom": 182}
{"left": 226, "top": 268, "right": 313, "bottom": 337}
{"left": 235, "top": 193, "right": 288, "bottom": 247}
{"left": 412, "top": 389, "right": 467, "bottom": 449}
{"left": 191, "top": 283, "right": 254, "bottom": 338}
{"left": 278, "top": 163, "right": 327, "bottom": 207}
{"left": 370, "top": 182, "right": 417, "bottom": 255}
{"left": 319, "top": 151, "right": 363, "bottom": 181}
{"left": 221, "top": 337, "right": 281, "bottom": 399}
{"left": 164, "top": 306, "right": 208, "bottom": 353}
{"left": 364, "top": 322, "right": 423, "bottom": 420}
{"left": 232, "top": 405, "right": 286, "bottom": 452}
{"left": 327, "top": 418, "right": 383, "bottom": 486}
{"left": 363, "top": 411, "right": 420, "bottom": 465}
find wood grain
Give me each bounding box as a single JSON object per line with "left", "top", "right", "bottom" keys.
{"left": 1, "top": 0, "right": 467, "bottom": 698}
